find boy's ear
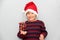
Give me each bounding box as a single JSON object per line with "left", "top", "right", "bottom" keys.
{"left": 35, "top": 14, "right": 37, "bottom": 17}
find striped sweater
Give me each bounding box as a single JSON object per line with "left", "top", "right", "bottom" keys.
{"left": 17, "top": 20, "right": 48, "bottom": 40}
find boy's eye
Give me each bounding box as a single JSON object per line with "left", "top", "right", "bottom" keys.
{"left": 32, "top": 13, "right": 34, "bottom": 14}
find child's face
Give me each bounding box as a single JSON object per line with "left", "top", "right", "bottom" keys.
{"left": 26, "top": 11, "right": 37, "bottom": 21}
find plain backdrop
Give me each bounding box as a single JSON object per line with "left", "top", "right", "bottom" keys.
{"left": 0, "top": 0, "right": 60, "bottom": 40}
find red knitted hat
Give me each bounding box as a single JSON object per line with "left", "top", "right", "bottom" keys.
{"left": 24, "top": 1, "right": 38, "bottom": 16}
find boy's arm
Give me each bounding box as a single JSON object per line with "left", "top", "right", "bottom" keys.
{"left": 17, "top": 22, "right": 27, "bottom": 39}
{"left": 40, "top": 26, "right": 48, "bottom": 38}
{"left": 17, "top": 31, "right": 26, "bottom": 39}
{"left": 40, "top": 21, "right": 48, "bottom": 38}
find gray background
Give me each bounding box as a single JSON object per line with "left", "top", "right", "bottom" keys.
{"left": 0, "top": 0, "right": 60, "bottom": 40}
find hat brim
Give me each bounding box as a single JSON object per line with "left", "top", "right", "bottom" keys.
{"left": 24, "top": 9, "right": 38, "bottom": 16}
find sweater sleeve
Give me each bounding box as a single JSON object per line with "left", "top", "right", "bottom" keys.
{"left": 40, "top": 21, "right": 48, "bottom": 38}
{"left": 17, "top": 31, "right": 26, "bottom": 39}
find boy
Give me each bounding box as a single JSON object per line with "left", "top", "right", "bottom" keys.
{"left": 17, "top": 1, "right": 48, "bottom": 40}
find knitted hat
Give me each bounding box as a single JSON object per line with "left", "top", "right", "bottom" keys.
{"left": 24, "top": 1, "right": 38, "bottom": 16}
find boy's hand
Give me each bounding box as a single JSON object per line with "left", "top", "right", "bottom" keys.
{"left": 39, "top": 34, "right": 44, "bottom": 40}
{"left": 20, "top": 30, "right": 27, "bottom": 35}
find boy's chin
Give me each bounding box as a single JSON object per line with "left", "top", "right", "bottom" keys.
{"left": 28, "top": 19, "right": 35, "bottom": 21}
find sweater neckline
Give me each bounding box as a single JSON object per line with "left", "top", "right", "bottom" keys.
{"left": 26, "top": 20, "right": 39, "bottom": 23}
